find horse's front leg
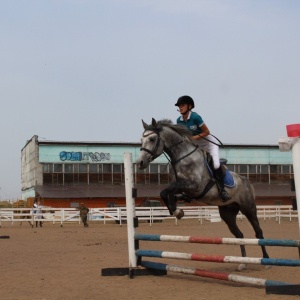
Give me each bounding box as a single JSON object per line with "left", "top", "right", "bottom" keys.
{"left": 160, "top": 182, "right": 184, "bottom": 219}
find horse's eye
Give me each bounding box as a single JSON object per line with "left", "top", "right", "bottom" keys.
{"left": 149, "top": 137, "right": 155, "bottom": 143}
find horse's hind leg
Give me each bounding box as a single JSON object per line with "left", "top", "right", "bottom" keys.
{"left": 241, "top": 208, "right": 269, "bottom": 259}
{"left": 218, "top": 205, "right": 247, "bottom": 271}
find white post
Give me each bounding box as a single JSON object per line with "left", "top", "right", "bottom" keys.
{"left": 291, "top": 138, "right": 300, "bottom": 236}
{"left": 279, "top": 124, "right": 300, "bottom": 237}
{"left": 124, "top": 152, "right": 137, "bottom": 270}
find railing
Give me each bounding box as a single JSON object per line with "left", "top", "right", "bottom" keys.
{"left": 0, "top": 205, "right": 298, "bottom": 227}
{"left": 0, "top": 208, "right": 81, "bottom": 227}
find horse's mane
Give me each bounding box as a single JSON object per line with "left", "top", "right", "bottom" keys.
{"left": 145, "top": 119, "right": 193, "bottom": 141}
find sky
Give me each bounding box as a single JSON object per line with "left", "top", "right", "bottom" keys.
{"left": 1, "top": 0, "right": 299, "bottom": 199}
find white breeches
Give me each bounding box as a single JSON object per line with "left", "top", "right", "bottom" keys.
{"left": 195, "top": 135, "right": 220, "bottom": 169}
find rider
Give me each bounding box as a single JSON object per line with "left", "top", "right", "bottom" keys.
{"left": 175, "top": 95, "right": 231, "bottom": 202}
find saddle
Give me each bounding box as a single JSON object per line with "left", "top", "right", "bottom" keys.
{"left": 177, "top": 151, "right": 235, "bottom": 203}
{"left": 204, "top": 152, "right": 235, "bottom": 188}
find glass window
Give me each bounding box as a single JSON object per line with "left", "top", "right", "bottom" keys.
{"left": 239, "top": 165, "right": 247, "bottom": 173}
{"left": 89, "top": 164, "right": 98, "bottom": 173}
{"left": 150, "top": 164, "right": 158, "bottom": 173}
{"left": 79, "top": 164, "right": 87, "bottom": 173}
{"left": 113, "top": 164, "right": 122, "bottom": 173}
{"left": 270, "top": 165, "right": 278, "bottom": 173}
{"left": 43, "top": 164, "right": 53, "bottom": 173}
{"left": 260, "top": 165, "right": 269, "bottom": 174}
{"left": 74, "top": 164, "right": 79, "bottom": 173}
{"left": 65, "top": 164, "right": 73, "bottom": 173}
{"left": 103, "top": 164, "right": 112, "bottom": 173}
{"left": 54, "top": 164, "right": 63, "bottom": 172}
{"left": 281, "top": 165, "right": 290, "bottom": 174}
{"left": 249, "top": 165, "right": 257, "bottom": 173}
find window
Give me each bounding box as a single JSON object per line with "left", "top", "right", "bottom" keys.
{"left": 54, "top": 164, "right": 63, "bottom": 172}
{"left": 103, "top": 164, "right": 112, "bottom": 183}
{"left": 65, "top": 164, "right": 73, "bottom": 173}
{"left": 43, "top": 164, "right": 53, "bottom": 173}
{"left": 89, "top": 164, "right": 98, "bottom": 173}
{"left": 79, "top": 164, "right": 87, "bottom": 173}
{"left": 239, "top": 165, "right": 247, "bottom": 174}
{"left": 248, "top": 165, "right": 257, "bottom": 173}
{"left": 113, "top": 164, "right": 122, "bottom": 173}
{"left": 103, "top": 164, "right": 112, "bottom": 173}
{"left": 260, "top": 165, "right": 269, "bottom": 174}
{"left": 281, "top": 165, "right": 290, "bottom": 174}
{"left": 150, "top": 164, "right": 158, "bottom": 173}
{"left": 270, "top": 165, "right": 278, "bottom": 173}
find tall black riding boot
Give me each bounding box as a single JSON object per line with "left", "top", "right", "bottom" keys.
{"left": 215, "top": 167, "right": 231, "bottom": 202}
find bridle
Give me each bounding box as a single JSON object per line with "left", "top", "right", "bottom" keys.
{"left": 140, "top": 130, "right": 198, "bottom": 165}
{"left": 140, "top": 131, "right": 163, "bottom": 162}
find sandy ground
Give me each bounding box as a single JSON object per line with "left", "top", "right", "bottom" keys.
{"left": 1, "top": 217, "right": 300, "bottom": 300}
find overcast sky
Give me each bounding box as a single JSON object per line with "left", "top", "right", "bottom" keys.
{"left": 1, "top": 0, "right": 299, "bottom": 199}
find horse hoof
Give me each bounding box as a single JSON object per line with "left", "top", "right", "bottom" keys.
{"left": 173, "top": 208, "right": 184, "bottom": 219}
{"left": 237, "top": 263, "right": 247, "bottom": 271}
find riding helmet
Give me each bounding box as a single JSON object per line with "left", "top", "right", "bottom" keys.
{"left": 175, "top": 95, "right": 195, "bottom": 109}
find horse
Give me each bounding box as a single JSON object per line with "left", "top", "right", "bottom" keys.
{"left": 14, "top": 209, "right": 33, "bottom": 227}
{"left": 137, "top": 118, "right": 269, "bottom": 271}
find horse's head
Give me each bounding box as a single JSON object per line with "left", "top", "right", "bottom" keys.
{"left": 137, "top": 118, "right": 165, "bottom": 170}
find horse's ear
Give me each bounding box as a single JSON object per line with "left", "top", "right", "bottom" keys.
{"left": 142, "top": 120, "right": 148, "bottom": 129}
{"left": 151, "top": 118, "right": 157, "bottom": 128}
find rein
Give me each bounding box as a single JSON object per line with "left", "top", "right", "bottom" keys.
{"left": 140, "top": 130, "right": 197, "bottom": 166}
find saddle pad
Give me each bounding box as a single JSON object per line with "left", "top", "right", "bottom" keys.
{"left": 224, "top": 169, "right": 235, "bottom": 188}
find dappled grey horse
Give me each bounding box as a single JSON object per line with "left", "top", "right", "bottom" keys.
{"left": 137, "top": 118, "right": 269, "bottom": 270}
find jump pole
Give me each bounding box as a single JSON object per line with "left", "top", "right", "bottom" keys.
{"left": 136, "top": 249, "right": 300, "bottom": 267}
{"left": 135, "top": 233, "right": 300, "bottom": 247}
{"left": 101, "top": 152, "right": 166, "bottom": 277}
{"left": 140, "top": 260, "right": 290, "bottom": 288}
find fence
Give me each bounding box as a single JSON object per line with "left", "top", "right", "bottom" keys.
{"left": 0, "top": 205, "right": 298, "bottom": 227}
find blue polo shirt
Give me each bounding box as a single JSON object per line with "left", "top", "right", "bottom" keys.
{"left": 176, "top": 111, "right": 205, "bottom": 136}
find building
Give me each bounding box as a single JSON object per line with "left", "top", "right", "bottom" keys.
{"left": 21, "top": 135, "right": 295, "bottom": 208}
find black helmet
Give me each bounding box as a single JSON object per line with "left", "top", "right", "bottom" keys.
{"left": 175, "top": 95, "right": 195, "bottom": 109}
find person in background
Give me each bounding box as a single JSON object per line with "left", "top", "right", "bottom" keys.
{"left": 33, "top": 200, "right": 43, "bottom": 227}
{"left": 175, "top": 95, "right": 231, "bottom": 202}
{"left": 76, "top": 203, "right": 89, "bottom": 227}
